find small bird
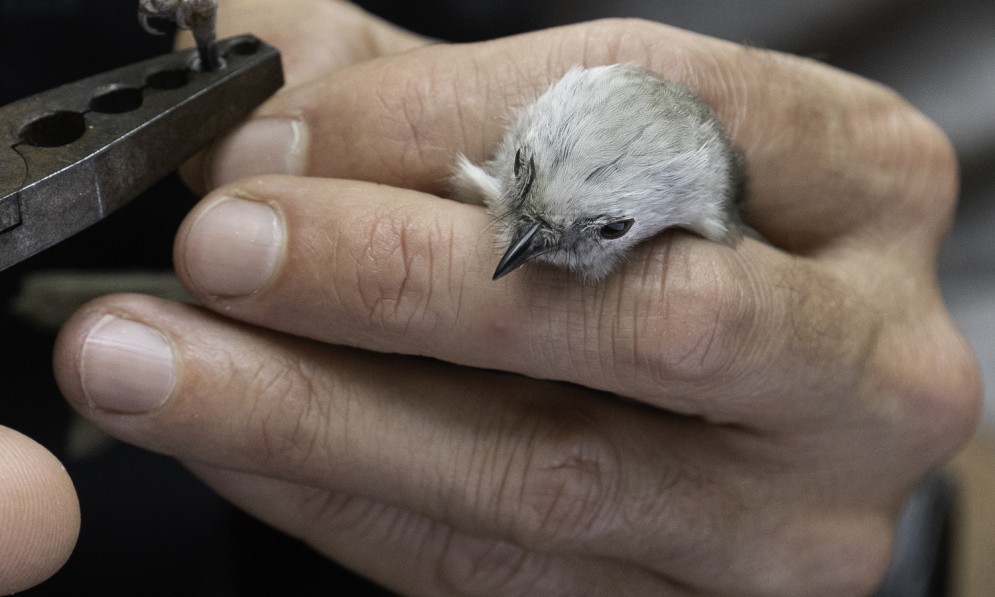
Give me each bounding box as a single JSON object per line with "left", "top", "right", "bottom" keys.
{"left": 452, "top": 64, "right": 745, "bottom": 281}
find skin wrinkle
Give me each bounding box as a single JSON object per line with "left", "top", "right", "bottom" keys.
{"left": 492, "top": 412, "right": 539, "bottom": 537}
{"left": 643, "top": 485, "right": 731, "bottom": 578}
{"left": 254, "top": 354, "right": 327, "bottom": 471}
{"left": 670, "top": 251, "right": 732, "bottom": 386}
{"left": 633, "top": 277, "right": 681, "bottom": 402}
{"left": 605, "top": 281, "right": 630, "bottom": 388}
{"left": 394, "top": 210, "right": 415, "bottom": 330}
{"left": 636, "top": 247, "right": 741, "bottom": 399}
{"left": 310, "top": 226, "right": 338, "bottom": 309}
{"left": 651, "top": 271, "right": 769, "bottom": 419}
{"left": 355, "top": 203, "right": 440, "bottom": 338}
{"left": 444, "top": 218, "right": 467, "bottom": 327}
{"left": 629, "top": 239, "right": 672, "bottom": 382}
{"left": 355, "top": 206, "right": 396, "bottom": 329}
{"left": 399, "top": 63, "right": 438, "bottom": 175}
{"left": 294, "top": 486, "right": 368, "bottom": 539}
{"left": 487, "top": 412, "right": 540, "bottom": 546}
{"left": 422, "top": 216, "right": 455, "bottom": 337}
{"left": 451, "top": 540, "right": 535, "bottom": 596}
{"left": 290, "top": 354, "right": 644, "bottom": 568}
{"left": 434, "top": 528, "right": 464, "bottom": 593}
{"left": 585, "top": 285, "right": 607, "bottom": 383}
{"left": 458, "top": 404, "right": 491, "bottom": 529}
{"left": 610, "top": 422, "right": 735, "bottom": 575}
{"left": 588, "top": 288, "right": 610, "bottom": 381}
{"left": 570, "top": 287, "right": 598, "bottom": 381}
{"left": 434, "top": 530, "right": 658, "bottom": 597}
{"left": 504, "top": 409, "right": 624, "bottom": 552}
{"left": 428, "top": 381, "right": 495, "bottom": 523}
{"left": 366, "top": 70, "right": 427, "bottom": 185}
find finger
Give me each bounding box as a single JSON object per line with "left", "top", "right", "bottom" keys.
{"left": 52, "top": 294, "right": 804, "bottom": 593}
{"left": 0, "top": 427, "right": 79, "bottom": 594}
{"left": 178, "top": 0, "right": 430, "bottom": 194}
{"left": 185, "top": 463, "right": 682, "bottom": 596}
{"left": 199, "top": 19, "right": 957, "bottom": 252}
{"left": 174, "top": 176, "right": 879, "bottom": 427}
{"left": 179, "top": 0, "right": 428, "bottom": 86}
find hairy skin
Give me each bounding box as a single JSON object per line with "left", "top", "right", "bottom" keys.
{"left": 54, "top": 2, "right": 978, "bottom": 596}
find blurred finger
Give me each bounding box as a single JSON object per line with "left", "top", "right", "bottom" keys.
{"left": 52, "top": 294, "right": 798, "bottom": 590}
{"left": 178, "top": 0, "right": 430, "bottom": 194}
{"left": 179, "top": 0, "right": 428, "bottom": 86}
{"left": 196, "top": 19, "right": 956, "bottom": 251}
{"left": 186, "top": 463, "right": 681, "bottom": 596}
{"left": 0, "top": 427, "right": 79, "bottom": 594}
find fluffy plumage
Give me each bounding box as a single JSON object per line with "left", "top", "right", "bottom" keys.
{"left": 452, "top": 64, "right": 744, "bottom": 281}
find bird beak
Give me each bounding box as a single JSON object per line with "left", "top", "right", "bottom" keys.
{"left": 492, "top": 222, "right": 547, "bottom": 280}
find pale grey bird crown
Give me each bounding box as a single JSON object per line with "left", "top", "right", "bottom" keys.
{"left": 452, "top": 64, "right": 744, "bottom": 281}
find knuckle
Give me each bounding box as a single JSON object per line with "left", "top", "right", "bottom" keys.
{"left": 239, "top": 354, "right": 331, "bottom": 469}
{"left": 350, "top": 204, "right": 456, "bottom": 338}
{"left": 622, "top": 249, "right": 884, "bottom": 417}
{"left": 495, "top": 416, "right": 623, "bottom": 549}
{"left": 866, "top": 312, "right": 982, "bottom": 463}
{"left": 436, "top": 535, "right": 539, "bottom": 597}
{"left": 368, "top": 55, "right": 457, "bottom": 183}
{"left": 626, "top": 248, "right": 753, "bottom": 388}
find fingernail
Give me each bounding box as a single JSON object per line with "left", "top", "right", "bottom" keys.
{"left": 207, "top": 117, "right": 309, "bottom": 187}
{"left": 184, "top": 197, "right": 284, "bottom": 297}
{"left": 80, "top": 315, "right": 176, "bottom": 413}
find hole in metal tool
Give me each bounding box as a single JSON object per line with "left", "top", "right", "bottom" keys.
{"left": 90, "top": 85, "right": 144, "bottom": 113}
{"left": 19, "top": 111, "right": 87, "bottom": 147}
{"left": 146, "top": 68, "right": 190, "bottom": 90}
{"left": 227, "top": 38, "right": 260, "bottom": 56}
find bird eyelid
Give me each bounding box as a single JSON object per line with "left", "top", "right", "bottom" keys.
{"left": 598, "top": 218, "right": 635, "bottom": 239}
{"left": 514, "top": 150, "right": 536, "bottom": 206}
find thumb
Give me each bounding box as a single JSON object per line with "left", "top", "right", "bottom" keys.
{"left": 179, "top": 0, "right": 428, "bottom": 87}
{"left": 0, "top": 427, "right": 80, "bottom": 594}
{"left": 177, "top": 0, "right": 429, "bottom": 194}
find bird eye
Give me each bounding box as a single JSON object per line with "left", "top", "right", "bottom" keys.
{"left": 514, "top": 148, "right": 524, "bottom": 178}
{"left": 599, "top": 219, "right": 634, "bottom": 240}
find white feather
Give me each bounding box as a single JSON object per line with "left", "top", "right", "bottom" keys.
{"left": 456, "top": 64, "right": 744, "bottom": 280}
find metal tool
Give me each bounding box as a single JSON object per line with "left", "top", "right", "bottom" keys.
{"left": 0, "top": 34, "right": 283, "bottom": 272}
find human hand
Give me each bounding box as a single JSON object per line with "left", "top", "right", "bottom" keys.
{"left": 53, "top": 2, "right": 979, "bottom": 595}
{"left": 0, "top": 427, "right": 79, "bottom": 593}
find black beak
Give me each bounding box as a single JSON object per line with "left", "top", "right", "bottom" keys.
{"left": 492, "top": 222, "right": 546, "bottom": 280}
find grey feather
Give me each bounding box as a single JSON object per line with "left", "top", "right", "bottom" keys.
{"left": 452, "top": 64, "right": 745, "bottom": 281}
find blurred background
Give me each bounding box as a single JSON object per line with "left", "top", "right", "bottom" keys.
{"left": 1, "top": 0, "right": 992, "bottom": 595}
